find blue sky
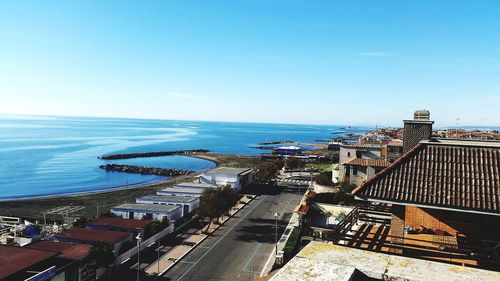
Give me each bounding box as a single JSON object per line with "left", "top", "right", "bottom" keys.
{"left": 1, "top": 1, "right": 499, "bottom": 126}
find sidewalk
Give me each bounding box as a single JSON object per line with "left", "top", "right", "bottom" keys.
{"left": 260, "top": 188, "right": 310, "bottom": 277}
{"left": 144, "top": 194, "right": 256, "bottom": 276}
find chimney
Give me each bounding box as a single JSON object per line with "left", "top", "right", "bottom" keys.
{"left": 403, "top": 110, "right": 434, "bottom": 153}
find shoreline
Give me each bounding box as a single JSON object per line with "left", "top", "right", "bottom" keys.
{"left": 0, "top": 153, "right": 259, "bottom": 219}
{"left": 0, "top": 154, "right": 220, "bottom": 202}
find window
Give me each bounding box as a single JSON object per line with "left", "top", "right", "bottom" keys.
{"left": 353, "top": 166, "right": 358, "bottom": 175}
{"left": 356, "top": 151, "right": 362, "bottom": 158}
{"left": 347, "top": 152, "right": 351, "bottom": 157}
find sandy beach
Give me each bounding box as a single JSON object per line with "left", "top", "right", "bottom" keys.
{"left": 0, "top": 153, "right": 260, "bottom": 220}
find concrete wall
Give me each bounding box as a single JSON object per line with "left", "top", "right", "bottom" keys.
{"left": 111, "top": 208, "right": 183, "bottom": 222}
{"left": 135, "top": 199, "right": 199, "bottom": 217}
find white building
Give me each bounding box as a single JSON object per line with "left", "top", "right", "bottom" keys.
{"left": 136, "top": 195, "right": 199, "bottom": 217}
{"left": 111, "top": 203, "right": 183, "bottom": 222}
{"left": 338, "top": 143, "right": 388, "bottom": 185}
{"left": 200, "top": 167, "right": 255, "bottom": 191}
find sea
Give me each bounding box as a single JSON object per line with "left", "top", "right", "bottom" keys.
{"left": 0, "top": 115, "right": 369, "bottom": 200}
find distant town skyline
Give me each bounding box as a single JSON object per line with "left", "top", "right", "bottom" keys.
{"left": 1, "top": 1, "right": 499, "bottom": 126}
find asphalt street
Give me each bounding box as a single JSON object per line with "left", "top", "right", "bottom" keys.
{"left": 161, "top": 187, "right": 302, "bottom": 281}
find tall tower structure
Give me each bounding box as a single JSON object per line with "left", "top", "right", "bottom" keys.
{"left": 403, "top": 110, "right": 434, "bottom": 153}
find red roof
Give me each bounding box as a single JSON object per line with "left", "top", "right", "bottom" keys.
{"left": 305, "top": 190, "right": 316, "bottom": 198}
{"left": 0, "top": 245, "right": 57, "bottom": 279}
{"left": 294, "top": 204, "right": 310, "bottom": 215}
{"left": 344, "top": 158, "right": 391, "bottom": 167}
{"left": 86, "top": 217, "right": 151, "bottom": 230}
{"left": 56, "top": 228, "right": 131, "bottom": 244}
{"left": 28, "top": 241, "right": 91, "bottom": 261}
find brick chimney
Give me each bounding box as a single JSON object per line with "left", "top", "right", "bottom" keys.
{"left": 403, "top": 110, "right": 434, "bottom": 153}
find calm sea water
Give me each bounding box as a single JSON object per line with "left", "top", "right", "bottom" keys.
{"left": 0, "top": 115, "right": 369, "bottom": 199}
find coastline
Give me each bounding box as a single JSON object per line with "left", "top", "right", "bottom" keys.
{"left": 0, "top": 153, "right": 259, "bottom": 220}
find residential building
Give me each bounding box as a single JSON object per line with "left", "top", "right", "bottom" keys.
{"left": 111, "top": 203, "right": 183, "bottom": 222}
{"left": 136, "top": 194, "right": 199, "bottom": 217}
{"left": 337, "top": 143, "right": 387, "bottom": 185}
{"left": 324, "top": 111, "right": 500, "bottom": 272}
{"left": 199, "top": 167, "right": 255, "bottom": 190}
{"left": 342, "top": 158, "right": 391, "bottom": 185}
{"left": 386, "top": 139, "right": 403, "bottom": 162}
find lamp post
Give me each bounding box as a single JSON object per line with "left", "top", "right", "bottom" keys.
{"left": 274, "top": 212, "right": 279, "bottom": 255}
{"left": 136, "top": 234, "right": 142, "bottom": 281}
{"left": 157, "top": 240, "right": 160, "bottom": 275}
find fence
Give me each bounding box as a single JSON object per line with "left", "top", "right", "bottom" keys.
{"left": 114, "top": 224, "right": 174, "bottom": 265}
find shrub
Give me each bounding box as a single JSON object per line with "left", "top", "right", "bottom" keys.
{"left": 315, "top": 171, "right": 333, "bottom": 186}
{"left": 282, "top": 225, "right": 303, "bottom": 261}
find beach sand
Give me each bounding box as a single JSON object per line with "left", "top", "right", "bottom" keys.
{"left": 0, "top": 153, "right": 259, "bottom": 221}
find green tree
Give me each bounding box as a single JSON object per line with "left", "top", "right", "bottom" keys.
{"left": 286, "top": 157, "right": 304, "bottom": 170}
{"left": 198, "top": 188, "right": 220, "bottom": 233}
{"left": 85, "top": 241, "right": 115, "bottom": 267}
{"left": 257, "top": 161, "right": 281, "bottom": 182}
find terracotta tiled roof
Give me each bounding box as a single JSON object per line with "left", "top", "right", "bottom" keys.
{"left": 28, "top": 241, "right": 91, "bottom": 261}
{"left": 344, "top": 158, "right": 391, "bottom": 167}
{"left": 353, "top": 139, "right": 500, "bottom": 215}
{"left": 341, "top": 144, "right": 383, "bottom": 149}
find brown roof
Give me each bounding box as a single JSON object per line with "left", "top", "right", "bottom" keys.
{"left": 56, "top": 228, "right": 131, "bottom": 244}
{"left": 86, "top": 217, "right": 151, "bottom": 230}
{"left": 353, "top": 139, "right": 500, "bottom": 215}
{"left": 28, "top": 241, "right": 91, "bottom": 261}
{"left": 341, "top": 143, "right": 383, "bottom": 149}
{"left": 344, "top": 158, "right": 391, "bottom": 167}
{"left": 0, "top": 245, "right": 58, "bottom": 279}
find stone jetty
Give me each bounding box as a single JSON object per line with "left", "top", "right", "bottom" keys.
{"left": 258, "top": 140, "right": 293, "bottom": 145}
{"left": 99, "top": 164, "right": 192, "bottom": 176}
{"left": 98, "top": 149, "right": 209, "bottom": 160}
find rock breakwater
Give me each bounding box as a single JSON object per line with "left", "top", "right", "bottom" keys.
{"left": 99, "top": 149, "right": 209, "bottom": 160}
{"left": 99, "top": 164, "right": 192, "bottom": 176}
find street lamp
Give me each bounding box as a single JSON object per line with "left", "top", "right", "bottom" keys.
{"left": 136, "top": 234, "right": 142, "bottom": 281}
{"left": 274, "top": 212, "right": 279, "bottom": 255}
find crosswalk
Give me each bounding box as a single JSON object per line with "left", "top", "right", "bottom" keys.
{"left": 278, "top": 178, "right": 311, "bottom": 185}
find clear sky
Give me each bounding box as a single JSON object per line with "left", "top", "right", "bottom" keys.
{"left": 1, "top": 1, "right": 499, "bottom": 127}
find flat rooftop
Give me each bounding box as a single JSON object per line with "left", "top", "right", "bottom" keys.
{"left": 112, "top": 203, "right": 181, "bottom": 213}
{"left": 158, "top": 186, "right": 205, "bottom": 195}
{"left": 0, "top": 245, "right": 58, "bottom": 279}
{"left": 28, "top": 241, "right": 91, "bottom": 261}
{"left": 55, "top": 228, "right": 131, "bottom": 244}
{"left": 270, "top": 242, "right": 500, "bottom": 281}
{"left": 86, "top": 216, "right": 151, "bottom": 230}
{"left": 174, "top": 182, "right": 219, "bottom": 189}
{"left": 203, "top": 167, "right": 252, "bottom": 176}
{"left": 137, "top": 195, "right": 198, "bottom": 204}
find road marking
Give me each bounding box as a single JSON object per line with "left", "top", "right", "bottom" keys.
{"left": 178, "top": 261, "right": 195, "bottom": 264}
{"left": 241, "top": 243, "right": 262, "bottom": 272}
{"left": 176, "top": 195, "right": 268, "bottom": 281}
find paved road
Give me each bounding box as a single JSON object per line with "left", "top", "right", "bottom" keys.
{"left": 160, "top": 188, "right": 301, "bottom": 281}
